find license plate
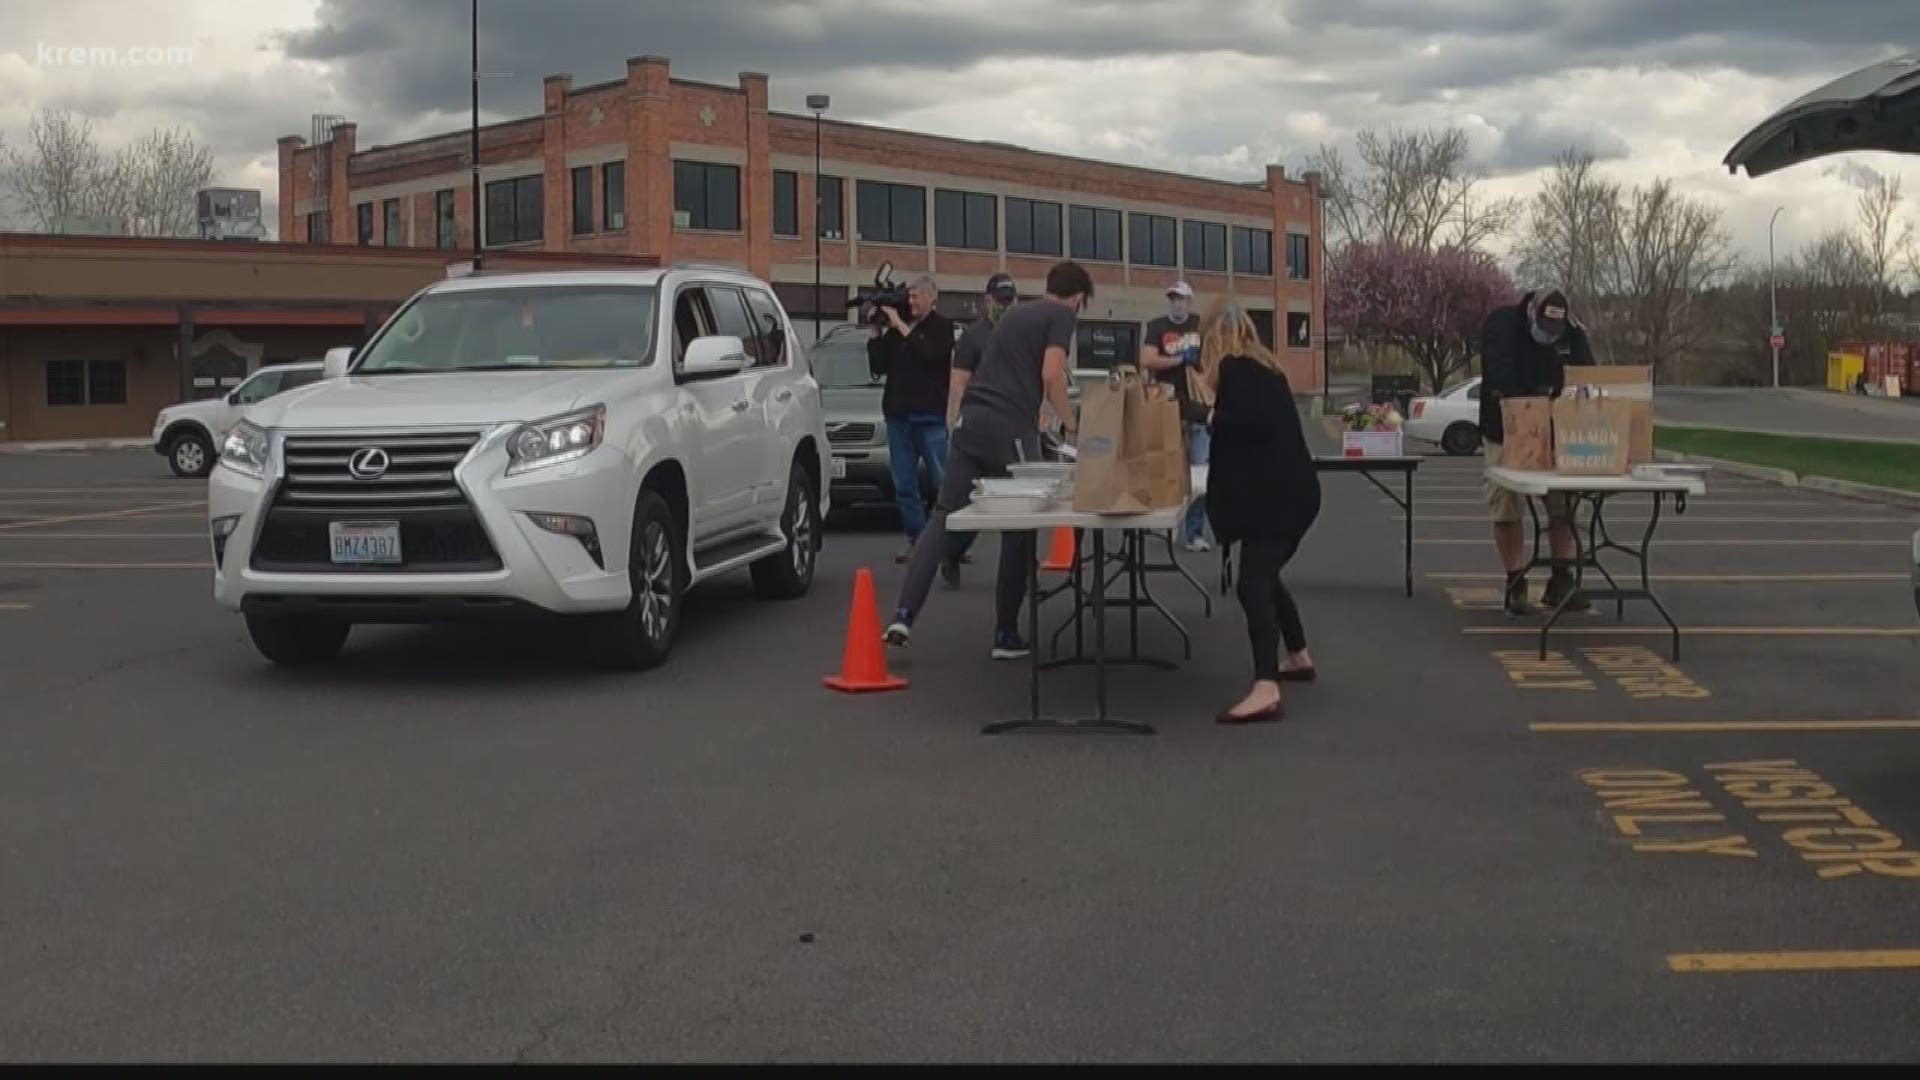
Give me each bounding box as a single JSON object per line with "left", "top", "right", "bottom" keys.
{"left": 329, "top": 521, "right": 402, "bottom": 565}
{"left": 831, "top": 457, "right": 848, "bottom": 479}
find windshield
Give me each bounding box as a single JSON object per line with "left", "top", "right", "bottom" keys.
{"left": 355, "top": 285, "right": 658, "bottom": 374}
{"left": 811, "top": 331, "right": 881, "bottom": 389}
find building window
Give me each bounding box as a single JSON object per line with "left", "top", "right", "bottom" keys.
{"left": 1233, "top": 226, "right": 1273, "bottom": 276}
{"left": 1129, "top": 212, "right": 1177, "bottom": 268}
{"left": 45, "top": 358, "right": 126, "bottom": 407}
{"left": 603, "top": 162, "right": 625, "bottom": 230}
{"left": 1248, "top": 309, "right": 1275, "bottom": 348}
{"left": 773, "top": 170, "right": 799, "bottom": 237}
{"left": 435, "top": 190, "right": 455, "bottom": 249}
{"left": 673, "top": 160, "right": 741, "bottom": 231}
{"left": 483, "top": 175, "right": 543, "bottom": 246}
{"left": 1286, "top": 233, "right": 1311, "bottom": 280}
{"left": 855, "top": 180, "right": 926, "bottom": 245}
{"left": 571, "top": 165, "right": 594, "bottom": 235}
{"left": 934, "top": 189, "right": 996, "bottom": 251}
{"left": 356, "top": 203, "right": 373, "bottom": 245}
{"left": 1286, "top": 311, "right": 1311, "bottom": 348}
{"left": 1006, "top": 197, "right": 1062, "bottom": 257}
{"left": 1068, "top": 205, "right": 1122, "bottom": 262}
{"left": 305, "top": 211, "right": 326, "bottom": 243}
{"left": 817, "top": 176, "right": 844, "bottom": 240}
{"left": 383, "top": 198, "right": 403, "bottom": 246}
{"left": 1183, "top": 220, "right": 1227, "bottom": 272}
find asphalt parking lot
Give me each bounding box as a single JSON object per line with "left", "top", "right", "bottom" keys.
{"left": 4, "top": 447, "right": 1920, "bottom": 1063}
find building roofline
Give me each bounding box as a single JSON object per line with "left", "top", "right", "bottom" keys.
{"left": 0, "top": 232, "right": 661, "bottom": 266}
{"left": 768, "top": 111, "right": 1292, "bottom": 195}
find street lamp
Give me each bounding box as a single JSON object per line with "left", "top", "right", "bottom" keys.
{"left": 469, "top": 0, "right": 513, "bottom": 272}
{"left": 1768, "top": 204, "right": 1785, "bottom": 388}
{"left": 807, "top": 93, "right": 830, "bottom": 341}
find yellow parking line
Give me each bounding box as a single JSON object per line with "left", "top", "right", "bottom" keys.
{"left": 1416, "top": 516, "right": 1913, "bottom": 524}
{"left": 1430, "top": 572, "right": 1905, "bottom": 583}
{"left": 1467, "top": 626, "right": 1920, "bottom": 637}
{"left": 0, "top": 501, "right": 205, "bottom": 532}
{"left": 1670, "top": 950, "right": 1920, "bottom": 973}
{"left": 0, "top": 602, "right": 28, "bottom": 611}
{"left": 1533, "top": 720, "right": 1920, "bottom": 732}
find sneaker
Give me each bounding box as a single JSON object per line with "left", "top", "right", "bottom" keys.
{"left": 1183, "top": 536, "right": 1213, "bottom": 554}
{"left": 884, "top": 617, "right": 912, "bottom": 648}
{"left": 1541, "top": 571, "right": 1592, "bottom": 614}
{"left": 991, "top": 630, "right": 1031, "bottom": 661}
{"left": 940, "top": 556, "right": 963, "bottom": 590}
{"left": 1503, "top": 572, "right": 1532, "bottom": 618}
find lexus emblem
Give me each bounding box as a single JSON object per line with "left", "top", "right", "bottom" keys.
{"left": 348, "top": 446, "right": 391, "bottom": 479}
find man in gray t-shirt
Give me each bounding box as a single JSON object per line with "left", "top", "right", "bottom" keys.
{"left": 885, "top": 261, "right": 1093, "bottom": 661}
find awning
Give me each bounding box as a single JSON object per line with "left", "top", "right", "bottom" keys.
{"left": 1723, "top": 53, "right": 1920, "bottom": 178}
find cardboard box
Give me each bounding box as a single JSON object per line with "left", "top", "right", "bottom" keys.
{"left": 1564, "top": 365, "right": 1652, "bottom": 464}
{"left": 1552, "top": 396, "right": 1633, "bottom": 475}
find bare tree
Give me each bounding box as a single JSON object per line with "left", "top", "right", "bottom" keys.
{"left": 1513, "top": 147, "right": 1623, "bottom": 358}
{"left": 3, "top": 108, "right": 214, "bottom": 237}
{"left": 1849, "top": 166, "right": 1913, "bottom": 307}
{"left": 114, "top": 127, "right": 214, "bottom": 237}
{"left": 4, "top": 109, "right": 117, "bottom": 230}
{"left": 1307, "top": 125, "right": 1520, "bottom": 263}
{"left": 1605, "top": 178, "right": 1737, "bottom": 377}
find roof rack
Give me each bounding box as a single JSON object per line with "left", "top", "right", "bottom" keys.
{"left": 666, "top": 260, "right": 752, "bottom": 275}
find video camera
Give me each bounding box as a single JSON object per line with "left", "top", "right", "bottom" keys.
{"left": 847, "top": 260, "right": 911, "bottom": 329}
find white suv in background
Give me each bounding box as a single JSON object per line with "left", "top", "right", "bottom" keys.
{"left": 208, "top": 265, "right": 831, "bottom": 671}
{"left": 153, "top": 361, "right": 327, "bottom": 477}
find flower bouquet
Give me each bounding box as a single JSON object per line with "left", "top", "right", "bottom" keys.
{"left": 1338, "top": 402, "right": 1405, "bottom": 457}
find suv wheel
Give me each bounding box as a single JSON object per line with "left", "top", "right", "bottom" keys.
{"left": 168, "top": 430, "right": 214, "bottom": 477}
{"left": 1441, "top": 422, "right": 1482, "bottom": 456}
{"left": 591, "top": 489, "right": 685, "bottom": 671}
{"left": 245, "top": 613, "right": 349, "bottom": 666}
{"left": 751, "top": 462, "right": 818, "bottom": 600}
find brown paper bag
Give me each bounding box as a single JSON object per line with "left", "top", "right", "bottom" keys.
{"left": 1565, "top": 365, "right": 1653, "bottom": 463}
{"left": 1073, "top": 368, "right": 1155, "bottom": 514}
{"left": 1498, "top": 397, "right": 1555, "bottom": 471}
{"left": 1137, "top": 383, "right": 1191, "bottom": 509}
{"left": 1551, "top": 396, "right": 1633, "bottom": 475}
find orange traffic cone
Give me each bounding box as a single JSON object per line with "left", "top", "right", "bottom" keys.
{"left": 823, "top": 567, "right": 908, "bottom": 693}
{"left": 1041, "top": 527, "right": 1077, "bottom": 572}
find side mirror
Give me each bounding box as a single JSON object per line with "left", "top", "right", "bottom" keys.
{"left": 322, "top": 346, "right": 355, "bottom": 379}
{"left": 226, "top": 390, "right": 243, "bottom": 405}
{"left": 682, "top": 335, "right": 749, "bottom": 378}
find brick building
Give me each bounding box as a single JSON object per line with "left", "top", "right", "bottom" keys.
{"left": 0, "top": 233, "right": 657, "bottom": 443}
{"left": 278, "top": 55, "right": 1328, "bottom": 393}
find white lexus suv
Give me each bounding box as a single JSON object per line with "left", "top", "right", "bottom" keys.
{"left": 208, "top": 265, "right": 831, "bottom": 670}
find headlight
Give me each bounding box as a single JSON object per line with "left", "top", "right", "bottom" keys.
{"left": 219, "top": 421, "right": 270, "bottom": 477}
{"left": 506, "top": 405, "right": 605, "bottom": 476}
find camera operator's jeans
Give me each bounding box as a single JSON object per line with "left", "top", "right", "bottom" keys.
{"left": 1183, "top": 422, "right": 1210, "bottom": 543}
{"left": 885, "top": 415, "right": 977, "bottom": 563}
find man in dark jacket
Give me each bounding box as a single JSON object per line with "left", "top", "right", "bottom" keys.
{"left": 1480, "top": 287, "right": 1593, "bottom": 616}
{"left": 867, "top": 275, "right": 956, "bottom": 558}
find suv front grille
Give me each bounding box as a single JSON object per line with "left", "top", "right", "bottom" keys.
{"left": 250, "top": 430, "right": 503, "bottom": 573}
{"left": 827, "top": 422, "right": 877, "bottom": 445}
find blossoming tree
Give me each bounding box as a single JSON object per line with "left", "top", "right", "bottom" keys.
{"left": 1328, "top": 241, "right": 1517, "bottom": 393}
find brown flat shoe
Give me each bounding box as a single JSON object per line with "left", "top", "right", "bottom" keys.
{"left": 1216, "top": 702, "right": 1284, "bottom": 725}
{"left": 1276, "top": 667, "right": 1317, "bottom": 683}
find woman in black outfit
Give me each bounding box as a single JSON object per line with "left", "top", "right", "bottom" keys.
{"left": 1199, "top": 299, "right": 1322, "bottom": 724}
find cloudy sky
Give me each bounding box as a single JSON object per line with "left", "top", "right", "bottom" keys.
{"left": 2, "top": 0, "right": 1915, "bottom": 270}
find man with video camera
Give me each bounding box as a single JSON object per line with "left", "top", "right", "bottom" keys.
{"left": 867, "top": 274, "right": 956, "bottom": 561}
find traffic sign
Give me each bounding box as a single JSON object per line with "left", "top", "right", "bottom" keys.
{"left": 1770, "top": 332, "right": 1785, "bottom": 351}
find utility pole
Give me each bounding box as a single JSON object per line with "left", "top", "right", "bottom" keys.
{"left": 471, "top": 0, "right": 481, "bottom": 271}
{"left": 807, "top": 94, "right": 830, "bottom": 341}
{"left": 1768, "top": 204, "right": 1784, "bottom": 388}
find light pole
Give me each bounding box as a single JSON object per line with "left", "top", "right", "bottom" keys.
{"left": 807, "top": 93, "right": 830, "bottom": 341}
{"left": 1768, "top": 204, "right": 1784, "bottom": 388}
{"left": 469, "top": 1, "right": 513, "bottom": 272}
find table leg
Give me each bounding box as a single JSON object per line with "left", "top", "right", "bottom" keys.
{"left": 1539, "top": 493, "right": 1587, "bottom": 661}
{"left": 1640, "top": 493, "right": 1682, "bottom": 661}
{"left": 1128, "top": 531, "right": 1142, "bottom": 661}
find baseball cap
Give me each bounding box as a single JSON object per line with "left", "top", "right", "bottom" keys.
{"left": 1534, "top": 287, "right": 1570, "bottom": 333}
{"left": 1166, "top": 281, "right": 1194, "bottom": 300}
{"left": 985, "top": 272, "right": 1017, "bottom": 301}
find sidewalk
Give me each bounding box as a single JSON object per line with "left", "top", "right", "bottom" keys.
{"left": 0, "top": 438, "right": 150, "bottom": 454}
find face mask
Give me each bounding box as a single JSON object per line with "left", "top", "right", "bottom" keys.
{"left": 1530, "top": 320, "right": 1563, "bottom": 347}
{"left": 1170, "top": 301, "right": 1190, "bottom": 322}
{"left": 987, "top": 299, "right": 1010, "bottom": 321}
